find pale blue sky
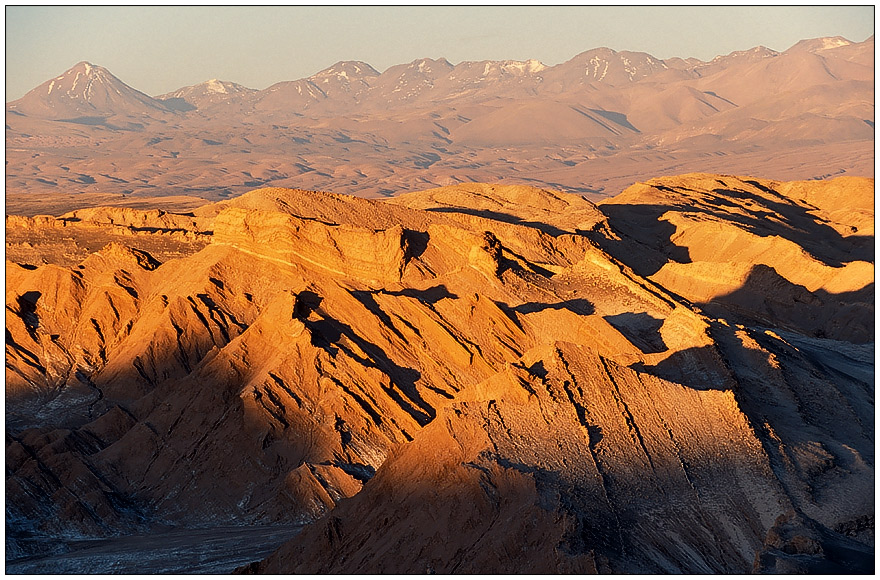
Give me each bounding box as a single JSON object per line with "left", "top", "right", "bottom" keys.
{"left": 5, "top": 6, "right": 875, "bottom": 101}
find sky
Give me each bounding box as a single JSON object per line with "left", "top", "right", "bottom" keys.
{"left": 5, "top": 5, "right": 875, "bottom": 101}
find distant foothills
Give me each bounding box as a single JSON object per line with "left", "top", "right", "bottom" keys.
{"left": 5, "top": 35, "right": 874, "bottom": 209}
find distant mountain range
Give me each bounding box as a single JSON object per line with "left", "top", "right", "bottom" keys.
{"left": 5, "top": 36, "right": 874, "bottom": 212}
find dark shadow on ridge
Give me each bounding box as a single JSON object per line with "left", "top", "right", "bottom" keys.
{"left": 300, "top": 292, "right": 435, "bottom": 426}
{"left": 700, "top": 265, "right": 874, "bottom": 344}
{"left": 491, "top": 298, "right": 595, "bottom": 330}
{"left": 382, "top": 285, "right": 458, "bottom": 304}
{"left": 592, "top": 203, "right": 692, "bottom": 277}
{"left": 598, "top": 181, "right": 873, "bottom": 278}
{"left": 631, "top": 345, "right": 731, "bottom": 391}
{"left": 402, "top": 229, "right": 430, "bottom": 261}
{"left": 160, "top": 97, "right": 196, "bottom": 112}
{"left": 588, "top": 109, "right": 640, "bottom": 133}
{"left": 425, "top": 206, "right": 569, "bottom": 237}
{"left": 16, "top": 291, "right": 42, "bottom": 336}
{"left": 511, "top": 298, "right": 594, "bottom": 316}
{"left": 604, "top": 312, "right": 667, "bottom": 354}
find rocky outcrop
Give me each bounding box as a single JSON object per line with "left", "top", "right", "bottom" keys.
{"left": 5, "top": 177, "right": 874, "bottom": 573}
{"left": 389, "top": 182, "right": 608, "bottom": 235}
{"left": 257, "top": 342, "right": 790, "bottom": 574}
{"left": 752, "top": 511, "right": 874, "bottom": 573}
{"left": 596, "top": 173, "right": 874, "bottom": 342}
{"left": 6, "top": 207, "right": 211, "bottom": 269}
{"left": 212, "top": 209, "right": 411, "bottom": 285}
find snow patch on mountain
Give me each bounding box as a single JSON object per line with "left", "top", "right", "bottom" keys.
{"left": 205, "top": 80, "right": 229, "bottom": 94}
{"left": 819, "top": 37, "right": 852, "bottom": 50}
{"left": 501, "top": 59, "right": 546, "bottom": 75}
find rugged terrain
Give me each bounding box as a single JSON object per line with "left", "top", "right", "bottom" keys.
{"left": 5, "top": 174, "right": 873, "bottom": 573}
{"left": 5, "top": 35, "right": 874, "bottom": 214}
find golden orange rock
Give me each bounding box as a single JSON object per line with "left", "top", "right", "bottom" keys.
{"left": 5, "top": 176, "right": 873, "bottom": 573}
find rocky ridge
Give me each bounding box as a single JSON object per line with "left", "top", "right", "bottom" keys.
{"left": 5, "top": 174, "right": 874, "bottom": 573}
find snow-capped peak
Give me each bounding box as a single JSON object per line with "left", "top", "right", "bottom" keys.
{"left": 310, "top": 61, "right": 380, "bottom": 82}
{"left": 711, "top": 46, "right": 779, "bottom": 62}
{"left": 72, "top": 62, "right": 105, "bottom": 78}
{"left": 52, "top": 62, "right": 117, "bottom": 97}
{"left": 10, "top": 60, "right": 171, "bottom": 118}
{"left": 785, "top": 36, "right": 855, "bottom": 54}
{"left": 205, "top": 79, "right": 228, "bottom": 94}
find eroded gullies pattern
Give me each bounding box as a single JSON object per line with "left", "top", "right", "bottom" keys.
{"left": 5, "top": 176, "right": 874, "bottom": 573}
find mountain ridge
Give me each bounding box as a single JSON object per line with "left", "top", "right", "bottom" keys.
{"left": 9, "top": 35, "right": 871, "bottom": 118}
{"left": 5, "top": 35, "right": 873, "bottom": 210}
{"left": 8, "top": 35, "right": 863, "bottom": 106}
{"left": 5, "top": 174, "right": 873, "bottom": 573}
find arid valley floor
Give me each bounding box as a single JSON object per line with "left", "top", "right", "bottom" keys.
{"left": 5, "top": 34, "right": 875, "bottom": 575}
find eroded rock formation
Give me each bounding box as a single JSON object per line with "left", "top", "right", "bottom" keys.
{"left": 5, "top": 175, "right": 873, "bottom": 572}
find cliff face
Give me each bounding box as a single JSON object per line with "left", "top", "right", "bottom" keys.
{"left": 5, "top": 176, "right": 874, "bottom": 572}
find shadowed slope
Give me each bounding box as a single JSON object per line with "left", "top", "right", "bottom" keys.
{"left": 5, "top": 177, "right": 873, "bottom": 573}
{"left": 257, "top": 342, "right": 791, "bottom": 574}
{"left": 595, "top": 173, "right": 874, "bottom": 342}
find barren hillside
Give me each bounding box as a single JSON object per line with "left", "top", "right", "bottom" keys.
{"left": 5, "top": 174, "right": 873, "bottom": 573}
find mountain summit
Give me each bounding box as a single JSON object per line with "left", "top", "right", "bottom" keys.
{"left": 5, "top": 36, "right": 874, "bottom": 205}
{"left": 785, "top": 36, "right": 854, "bottom": 53}
{"left": 7, "top": 61, "right": 170, "bottom": 120}
{"left": 157, "top": 79, "right": 257, "bottom": 110}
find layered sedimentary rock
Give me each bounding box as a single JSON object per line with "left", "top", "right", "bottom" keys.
{"left": 5, "top": 175, "right": 873, "bottom": 572}
{"left": 597, "top": 174, "right": 874, "bottom": 343}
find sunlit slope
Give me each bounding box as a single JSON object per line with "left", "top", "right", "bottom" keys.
{"left": 6, "top": 176, "right": 873, "bottom": 573}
